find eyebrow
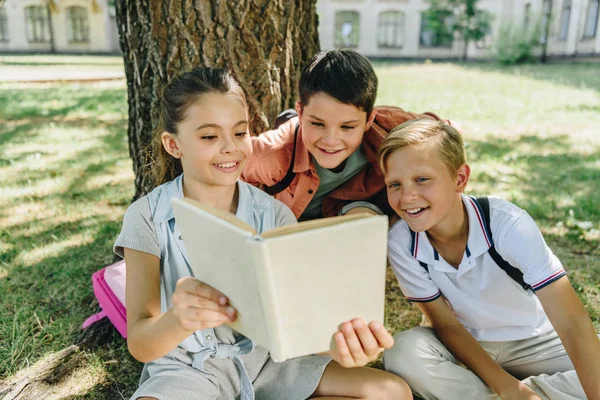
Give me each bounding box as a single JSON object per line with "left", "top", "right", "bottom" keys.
{"left": 307, "top": 115, "right": 361, "bottom": 124}
{"left": 196, "top": 120, "right": 248, "bottom": 131}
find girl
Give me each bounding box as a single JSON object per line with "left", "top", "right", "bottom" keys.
{"left": 114, "top": 67, "right": 412, "bottom": 400}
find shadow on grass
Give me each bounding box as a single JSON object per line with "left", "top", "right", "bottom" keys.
{"left": 0, "top": 83, "right": 137, "bottom": 396}
{"left": 0, "top": 86, "right": 127, "bottom": 123}
{"left": 0, "top": 218, "right": 141, "bottom": 397}
{"left": 468, "top": 134, "right": 600, "bottom": 222}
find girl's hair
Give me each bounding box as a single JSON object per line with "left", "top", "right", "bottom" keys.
{"left": 378, "top": 119, "right": 466, "bottom": 177}
{"left": 148, "top": 68, "right": 247, "bottom": 186}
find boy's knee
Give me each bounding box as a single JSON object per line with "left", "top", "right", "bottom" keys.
{"left": 384, "top": 327, "right": 436, "bottom": 377}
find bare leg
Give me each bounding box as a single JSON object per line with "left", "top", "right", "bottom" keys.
{"left": 310, "top": 360, "right": 413, "bottom": 400}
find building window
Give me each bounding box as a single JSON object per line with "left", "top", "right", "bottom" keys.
{"left": 583, "top": 0, "right": 599, "bottom": 38}
{"left": 558, "top": 0, "right": 571, "bottom": 40}
{"left": 335, "top": 11, "right": 360, "bottom": 48}
{"left": 25, "top": 6, "right": 50, "bottom": 43}
{"left": 67, "top": 6, "right": 89, "bottom": 43}
{"left": 378, "top": 11, "right": 405, "bottom": 49}
{"left": 0, "top": 6, "right": 8, "bottom": 42}
{"left": 420, "top": 13, "right": 453, "bottom": 48}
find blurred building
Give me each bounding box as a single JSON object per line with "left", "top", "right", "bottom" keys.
{"left": 0, "top": 0, "right": 597, "bottom": 58}
{"left": 0, "top": 0, "right": 119, "bottom": 54}
{"left": 317, "top": 0, "right": 600, "bottom": 58}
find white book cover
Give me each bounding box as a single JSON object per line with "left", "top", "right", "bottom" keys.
{"left": 171, "top": 197, "right": 387, "bottom": 362}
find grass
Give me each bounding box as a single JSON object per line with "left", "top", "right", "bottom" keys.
{"left": 0, "top": 55, "right": 124, "bottom": 66}
{"left": 1, "top": 57, "right": 599, "bottom": 398}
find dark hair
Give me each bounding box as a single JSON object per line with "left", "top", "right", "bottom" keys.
{"left": 148, "top": 68, "right": 247, "bottom": 186}
{"left": 298, "top": 49, "right": 378, "bottom": 118}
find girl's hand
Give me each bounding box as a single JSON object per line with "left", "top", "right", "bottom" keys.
{"left": 170, "top": 276, "right": 237, "bottom": 332}
{"left": 500, "top": 382, "right": 543, "bottom": 400}
{"left": 329, "top": 318, "right": 394, "bottom": 368}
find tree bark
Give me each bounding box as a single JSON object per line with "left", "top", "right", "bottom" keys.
{"left": 114, "top": 0, "right": 320, "bottom": 198}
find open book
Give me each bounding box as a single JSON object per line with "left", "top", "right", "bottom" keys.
{"left": 171, "top": 197, "right": 388, "bottom": 362}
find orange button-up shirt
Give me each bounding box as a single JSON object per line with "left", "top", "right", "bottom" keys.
{"left": 243, "top": 106, "right": 457, "bottom": 219}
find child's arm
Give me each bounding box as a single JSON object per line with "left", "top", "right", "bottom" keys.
{"left": 536, "top": 276, "right": 600, "bottom": 400}
{"left": 125, "top": 248, "right": 235, "bottom": 363}
{"left": 242, "top": 120, "right": 296, "bottom": 187}
{"left": 419, "top": 298, "right": 541, "bottom": 400}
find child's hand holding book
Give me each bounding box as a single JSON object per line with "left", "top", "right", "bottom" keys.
{"left": 171, "top": 276, "right": 238, "bottom": 332}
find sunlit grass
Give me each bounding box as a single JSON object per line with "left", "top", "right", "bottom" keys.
{"left": 0, "top": 55, "right": 123, "bottom": 66}
{"left": 1, "top": 59, "right": 598, "bottom": 398}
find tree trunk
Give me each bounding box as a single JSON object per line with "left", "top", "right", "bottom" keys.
{"left": 114, "top": 0, "right": 320, "bottom": 199}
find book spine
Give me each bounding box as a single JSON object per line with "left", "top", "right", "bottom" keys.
{"left": 249, "top": 240, "right": 287, "bottom": 362}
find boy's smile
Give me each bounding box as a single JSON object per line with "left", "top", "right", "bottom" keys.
{"left": 296, "top": 93, "right": 376, "bottom": 170}
{"left": 384, "top": 143, "right": 468, "bottom": 235}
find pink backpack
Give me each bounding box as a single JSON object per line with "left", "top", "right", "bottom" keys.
{"left": 82, "top": 260, "right": 128, "bottom": 337}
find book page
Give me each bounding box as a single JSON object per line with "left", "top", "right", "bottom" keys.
{"left": 171, "top": 198, "right": 272, "bottom": 348}
{"left": 260, "top": 212, "right": 373, "bottom": 239}
{"left": 261, "top": 215, "right": 388, "bottom": 361}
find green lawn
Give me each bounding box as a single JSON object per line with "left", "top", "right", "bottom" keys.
{"left": 1, "top": 59, "right": 599, "bottom": 398}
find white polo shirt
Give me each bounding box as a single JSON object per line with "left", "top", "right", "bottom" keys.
{"left": 388, "top": 195, "right": 566, "bottom": 342}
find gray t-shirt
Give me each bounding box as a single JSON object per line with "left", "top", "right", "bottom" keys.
{"left": 300, "top": 147, "right": 369, "bottom": 220}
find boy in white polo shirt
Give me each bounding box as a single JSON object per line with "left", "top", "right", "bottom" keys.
{"left": 378, "top": 119, "right": 600, "bottom": 400}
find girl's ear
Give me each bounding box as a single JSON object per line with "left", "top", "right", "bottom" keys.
{"left": 161, "top": 132, "right": 181, "bottom": 159}
{"left": 455, "top": 163, "right": 471, "bottom": 193}
{"left": 365, "top": 109, "right": 377, "bottom": 131}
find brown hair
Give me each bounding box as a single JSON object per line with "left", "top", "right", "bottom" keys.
{"left": 147, "top": 68, "right": 247, "bottom": 186}
{"left": 378, "top": 119, "right": 466, "bottom": 177}
{"left": 299, "top": 49, "right": 378, "bottom": 118}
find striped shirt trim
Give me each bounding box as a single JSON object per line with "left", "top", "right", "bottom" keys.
{"left": 531, "top": 269, "right": 567, "bottom": 291}
{"left": 468, "top": 196, "right": 493, "bottom": 248}
{"left": 406, "top": 290, "right": 442, "bottom": 303}
{"left": 410, "top": 229, "right": 419, "bottom": 258}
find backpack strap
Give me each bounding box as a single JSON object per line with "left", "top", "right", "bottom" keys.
{"left": 264, "top": 123, "right": 299, "bottom": 196}
{"left": 474, "top": 196, "right": 532, "bottom": 291}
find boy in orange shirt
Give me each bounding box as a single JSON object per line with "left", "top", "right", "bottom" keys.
{"left": 243, "top": 49, "right": 458, "bottom": 221}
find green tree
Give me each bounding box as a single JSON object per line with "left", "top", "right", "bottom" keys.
{"left": 423, "top": 0, "right": 493, "bottom": 60}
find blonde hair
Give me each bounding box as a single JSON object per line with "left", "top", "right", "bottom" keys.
{"left": 378, "top": 119, "right": 466, "bottom": 176}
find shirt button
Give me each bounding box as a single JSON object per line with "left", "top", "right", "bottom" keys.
{"left": 179, "top": 235, "right": 183, "bottom": 240}
{"left": 206, "top": 335, "right": 212, "bottom": 341}
{"left": 308, "top": 189, "right": 314, "bottom": 194}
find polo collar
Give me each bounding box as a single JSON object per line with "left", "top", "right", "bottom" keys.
{"left": 463, "top": 194, "right": 494, "bottom": 259}
{"left": 153, "top": 174, "right": 248, "bottom": 223}
{"left": 153, "top": 174, "right": 185, "bottom": 223}
{"left": 409, "top": 194, "right": 493, "bottom": 269}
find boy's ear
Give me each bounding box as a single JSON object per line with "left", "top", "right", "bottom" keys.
{"left": 161, "top": 132, "right": 181, "bottom": 159}
{"left": 365, "top": 109, "right": 377, "bottom": 131}
{"left": 295, "top": 101, "right": 303, "bottom": 118}
{"left": 455, "top": 164, "right": 470, "bottom": 193}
